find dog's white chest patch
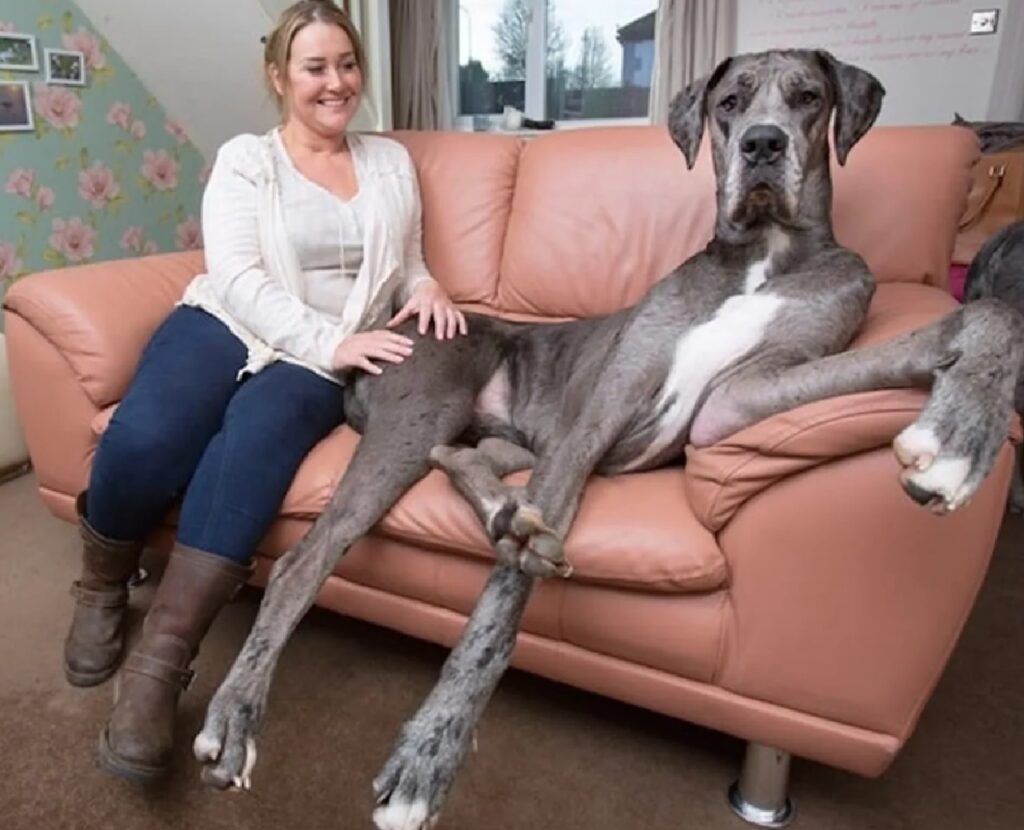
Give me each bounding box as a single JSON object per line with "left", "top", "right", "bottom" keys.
{"left": 622, "top": 292, "right": 784, "bottom": 471}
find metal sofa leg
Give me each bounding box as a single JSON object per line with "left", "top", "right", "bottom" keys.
{"left": 727, "top": 742, "right": 796, "bottom": 827}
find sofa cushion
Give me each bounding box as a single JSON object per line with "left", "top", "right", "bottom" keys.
{"left": 280, "top": 426, "right": 727, "bottom": 595}
{"left": 496, "top": 126, "right": 977, "bottom": 319}
{"left": 391, "top": 131, "right": 522, "bottom": 304}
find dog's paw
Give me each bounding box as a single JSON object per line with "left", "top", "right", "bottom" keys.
{"left": 194, "top": 685, "right": 262, "bottom": 791}
{"left": 491, "top": 501, "right": 571, "bottom": 579}
{"left": 372, "top": 713, "right": 471, "bottom": 830}
{"left": 893, "top": 424, "right": 976, "bottom": 514}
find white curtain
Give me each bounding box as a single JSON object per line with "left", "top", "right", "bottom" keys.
{"left": 986, "top": 3, "right": 1024, "bottom": 121}
{"left": 389, "top": 0, "right": 456, "bottom": 130}
{"left": 649, "top": 0, "right": 737, "bottom": 124}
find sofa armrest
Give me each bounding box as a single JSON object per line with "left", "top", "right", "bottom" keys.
{"left": 713, "top": 438, "right": 1014, "bottom": 743}
{"left": 686, "top": 388, "right": 1021, "bottom": 533}
{"left": 2, "top": 251, "right": 203, "bottom": 409}
{"left": 684, "top": 389, "right": 936, "bottom": 532}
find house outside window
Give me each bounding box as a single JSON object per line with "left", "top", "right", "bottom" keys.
{"left": 458, "top": 0, "right": 656, "bottom": 128}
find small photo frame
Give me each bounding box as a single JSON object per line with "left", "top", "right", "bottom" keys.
{"left": 0, "top": 82, "right": 34, "bottom": 132}
{"left": 0, "top": 32, "right": 39, "bottom": 72}
{"left": 44, "top": 48, "right": 87, "bottom": 86}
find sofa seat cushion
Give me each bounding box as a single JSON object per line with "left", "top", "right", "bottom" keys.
{"left": 281, "top": 426, "right": 727, "bottom": 594}
{"left": 88, "top": 411, "right": 726, "bottom": 594}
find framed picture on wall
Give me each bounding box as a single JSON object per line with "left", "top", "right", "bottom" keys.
{"left": 44, "top": 48, "right": 87, "bottom": 86}
{"left": 0, "top": 32, "right": 39, "bottom": 72}
{"left": 0, "top": 82, "right": 35, "bottom": 132}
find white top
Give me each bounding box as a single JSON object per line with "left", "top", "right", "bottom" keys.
{"left": 180, "top": 128, "right": 434, "bottom": 383}
{"left": 271, "top": 129, "right": 365, "bottom": 313}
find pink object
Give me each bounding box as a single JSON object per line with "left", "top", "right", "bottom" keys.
{"left": 949, "top": 263, "right": 968, "bottom": 303}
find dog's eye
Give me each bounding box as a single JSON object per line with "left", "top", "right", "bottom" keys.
{"left": 719, "top": 94, "right": 738, "bottom": 113}
{"left": 799, "top": 90, "right": 819, "bottom": 106}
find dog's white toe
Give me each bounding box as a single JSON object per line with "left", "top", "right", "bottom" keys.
{"left": 193, "top": 731, "right": 222, "bottom": 763}
{"left": 373, "top": 797, "right": 431, "bottom": 830}
{"left": 904, "top": 455, "right": 972, "bottom": 509}
{"left": 241, "top": 737, "right": 257, "bottom": 783}
{"left": 894, "top": 424, "right": 940, "bottom": 469}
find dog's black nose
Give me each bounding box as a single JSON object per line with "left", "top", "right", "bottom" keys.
{"left": 740, "top": 125, "right": 788, "bottom": 166}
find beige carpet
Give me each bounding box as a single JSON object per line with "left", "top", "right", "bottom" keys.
{"left": 1, "top": 471, "right": 1022, "bottom": 830}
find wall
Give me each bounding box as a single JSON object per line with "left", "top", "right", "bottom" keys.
{"left": 72, "top": 0, "right": 392, "bottom": 160}
{"left": 736, "top": 0, "right": 1009, "bottom": 126}
{"left": 71, "top": 0, "right": 279, "bottom": 160}
{"left": 0, "top": 0, "right": 206, "bottom": 308}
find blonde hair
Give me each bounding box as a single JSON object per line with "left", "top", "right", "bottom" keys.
{"left": 263, "top": 1, "right": 367, "bottom": 111}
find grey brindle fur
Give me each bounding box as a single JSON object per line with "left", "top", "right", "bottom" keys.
{"left": 192, "top": 50, "right": 1024, "bottom": 829}
{"left": 964, "top": 219, "right": 1024, "bottom": 510}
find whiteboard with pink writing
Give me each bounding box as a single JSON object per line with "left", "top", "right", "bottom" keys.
{"left": 736, "top": 0, "right": 1008, "bottom": 124}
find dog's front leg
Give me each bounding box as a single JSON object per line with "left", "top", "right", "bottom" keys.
{"left": 192, "top": 527, "right": 338, "bottom": 790}
{"left": 373, "top": 563, "right": 532, "bottom": 830}
{"left": 691, "top": 299, "right": 1024, "bottom": 513}
{"left": 194, "top": 400, "right": 472, "bottom": 791}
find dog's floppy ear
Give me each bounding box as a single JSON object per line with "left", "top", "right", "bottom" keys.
{"left": 667, "top": 57, "right": 732, "bottom": 170}
{"left": 815, "top": 50, "right": 885, "bottom": 166}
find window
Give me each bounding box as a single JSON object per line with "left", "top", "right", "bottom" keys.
{"left": 458, "top": 0, "right": 656, "bottom": 125}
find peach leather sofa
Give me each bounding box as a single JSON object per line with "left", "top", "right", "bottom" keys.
{"left": 4, "top": 125, "right": 1014, "bottom": 822}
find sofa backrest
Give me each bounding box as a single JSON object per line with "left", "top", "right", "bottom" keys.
{"left": 399, "top": 124, "right": 979, "bottom": 319}
{"left": 498, "top": 127, "right": 716, "bottom": 318}
{"left": 391, "top": 130, "right": 521, "bottom": 305}
{"left": 828, "top": 126, "right": 977, "bottom": 290}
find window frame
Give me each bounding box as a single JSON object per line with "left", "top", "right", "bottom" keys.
{"left": 454, "top": 0, "right": 654, "bottom": 131}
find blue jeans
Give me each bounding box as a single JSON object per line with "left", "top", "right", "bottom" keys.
{"left": 86, "top": 306, "right": 346, "bottom": 563}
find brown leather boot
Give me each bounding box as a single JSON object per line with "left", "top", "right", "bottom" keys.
{"left": 98, "top": 543, "right": 252, "bottom": 782}
{"left": 64, "top": 492, "right": 144, "bottom": 687}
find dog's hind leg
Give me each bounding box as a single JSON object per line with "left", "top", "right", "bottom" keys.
{"left": 429, "top": 438, "right": 556, "bottom": 571}
{"left": 193, "top": 391, "right": 477, "bottom": 791}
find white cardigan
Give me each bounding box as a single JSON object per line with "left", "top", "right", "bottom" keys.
{"left": 181, "top": 129, "right": 434, "bottom": 382}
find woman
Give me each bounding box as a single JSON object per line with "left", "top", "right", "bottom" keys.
{"left": 63, "top": 0, "right": 466, "bottom": 782}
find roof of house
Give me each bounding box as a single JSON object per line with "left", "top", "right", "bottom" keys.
{"left": 616, "top": 11, "right": 655, "bottom": 43}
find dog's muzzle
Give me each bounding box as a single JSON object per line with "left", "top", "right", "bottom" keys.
{"left": 732, "top": 125, "right": 791, "bottom": 224}
{"left": 741, "top": 125, "right": 788, "bottom": 167}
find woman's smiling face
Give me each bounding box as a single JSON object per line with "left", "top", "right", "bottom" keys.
{"left": 273, "top": 21, "right": 363, "bottom": 138}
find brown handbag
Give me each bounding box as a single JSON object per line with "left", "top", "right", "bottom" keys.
{"left": 953, "top": 146, "right": 1024, "bottom": 264}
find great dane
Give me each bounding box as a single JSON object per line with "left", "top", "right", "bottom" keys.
{"left": 192, "top": 49, "right": 1024, "bottom": 829}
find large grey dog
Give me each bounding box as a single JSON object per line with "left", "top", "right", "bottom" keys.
{"left": 192, "top": 50, "right": 1024, "bottom": 829}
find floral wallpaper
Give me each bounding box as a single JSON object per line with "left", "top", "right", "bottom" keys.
{"left": 0, "top": 0, "right": 209, "bottom": 314}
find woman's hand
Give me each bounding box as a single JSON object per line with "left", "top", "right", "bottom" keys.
{"left": 332, "top": 330, "right": 414, "bottom": 376}
{"left": 387, "top": 279, "right": 468, "bottom": 340}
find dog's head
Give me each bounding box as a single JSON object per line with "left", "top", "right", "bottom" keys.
{"left": 668, "top": 49, "right": 884, "bottom": 229}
